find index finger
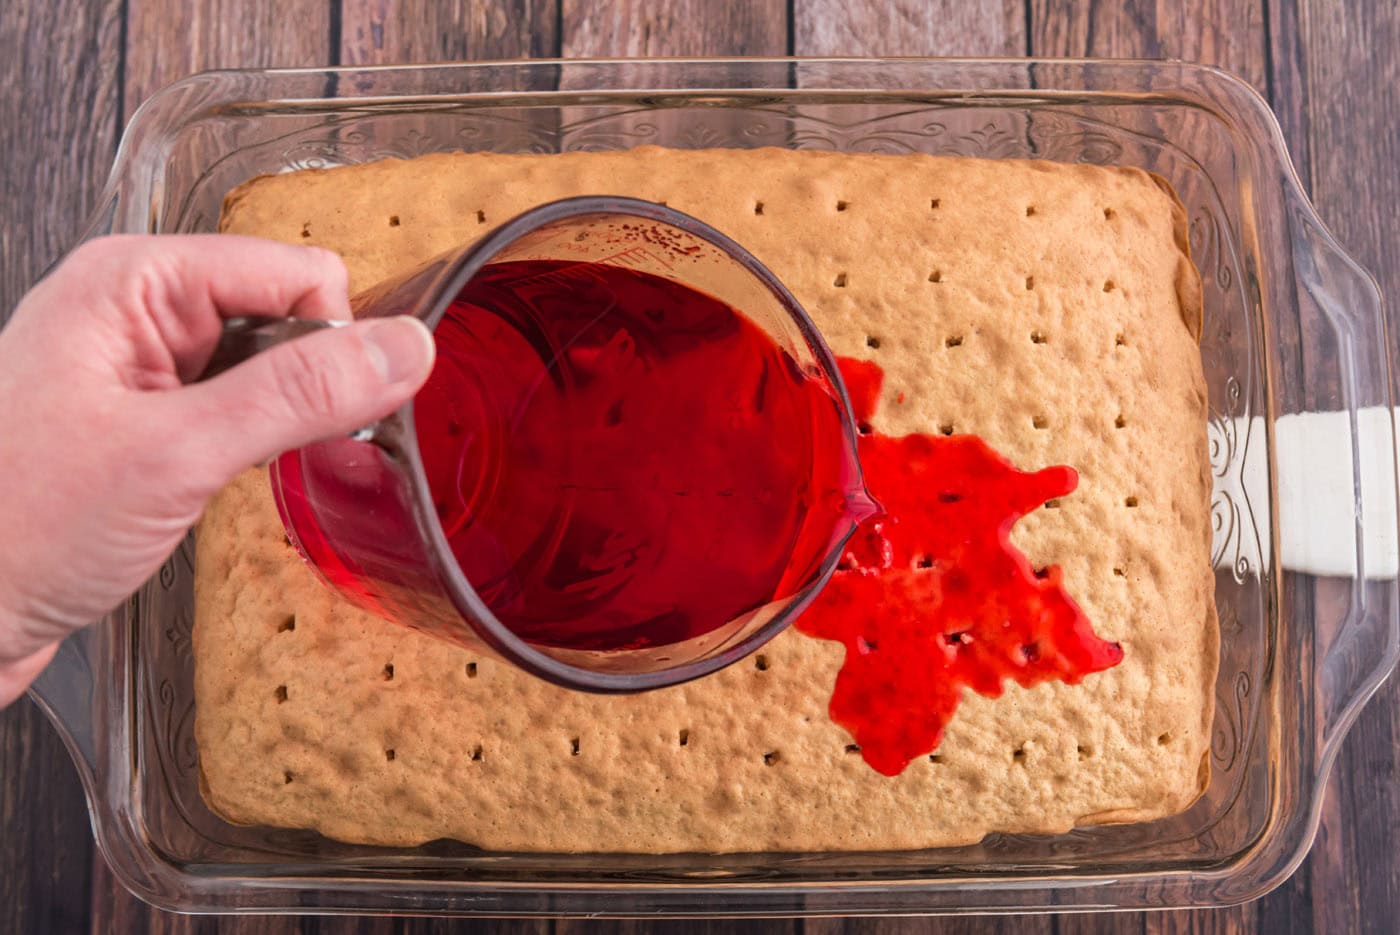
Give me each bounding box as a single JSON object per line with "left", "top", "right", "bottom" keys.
{"left": 55, "top": 234, "right": 354, "bottom": 382}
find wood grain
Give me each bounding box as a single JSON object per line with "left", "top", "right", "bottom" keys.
{"left": 1029, "top": 0, "right": 1268, "bottom": 89}
{"left": 1263, "top": 0, "right": 1311, "bottom": 185}
{"left": 122, "top": 0, "right": 331, "bottom": 115}
{"left": 340, "top": 0, "right": 558, "bottom": 65}
{"left": 0, "top": 0, "right": 124, "bottom": 295}
{"left": 1288, "top": 2, "right": 1400, "bottom": 932}
{"left": 810, "top": 919, "right": 1053, "bottom": 935}
{"left": 0, "top": 704, "right": 94, "bottom": 935}
{"left": 80, "top": 4, "right": 330, "bottom": 932}
{"left": 543, "top": 19, "right": 792, "bottom": 935}
{"left": 794, "top": 0, "right": 1026, "bottom": 56}
{"left": 0, "top": 2, "right": 122, "bottom": 935}
{"left": 561, "top": 0, "right": 785, "bottom": 56}
{"left": 1026, "top": 4, "right": 1272, "bottom": 934}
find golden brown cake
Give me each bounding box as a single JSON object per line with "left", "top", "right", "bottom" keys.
{"left": 194, "top": 147, "right": 1216, "bottom": 851}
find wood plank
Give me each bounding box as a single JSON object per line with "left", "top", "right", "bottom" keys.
{"left": 1285, "top": 3, "right": 1400, "bottom": 933}
{"left": 1058, "top": 919, "right": 1144, "bottom": 935}
{"left": 560, "top": 923, "right": 794, "bottom": 935}
{"left": 787, "top": 0, "right": 1031, "bottom": 199}
{"left": 794, "top": 0, "right": 1026, "bottom": 56}
{"left": 550, "top": 7, "right": 797, "bottom": 935}
{"left": 0, "top": 1, "right": 123, "bottom": 933}
{"left": 1026, "top": 3, "right": 1270, "bottom": 933}
{"left": 561, "top": 0, "right": 785, "bottom": 56}
{"left": 807, "top": 918, "right": 1052, "bottom": 934}
{"left": 105, "top": 2, "right": 568, "bottom": 932}
{"left": 339, "top": 0, "right": 559, "bottom": 64}
{"left": 1029, "top": 0, "right": 1268, "bottom": 90}
{"left": 122, "top": 0, "right": 331, "bottom": 116}
{"left": 0, "top": 0, "right": 125, "bottom": 297}
{"left": 91, "top": 856, "right": 316, "bottom": 935}
{"left": 554, "top": 9, "right": 788, "bottom": 934}
{"left": 1146, "top": 906, "right": 1250, "bottom": 935}
{"left": 93, "top": 7, "right": 334, "bottom": 932}
{"left": 1263, "top": 0, "right": 1312, "bottom": 186}
{"left": 0, "top": 702, "right": 96, "bottom": 935}
{"left": 555, "top": 1, "right": 787, "bottom": 183}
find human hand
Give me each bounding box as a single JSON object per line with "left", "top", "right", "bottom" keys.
{"left": 0, "top": 235, "right": 435, "bottom": 705}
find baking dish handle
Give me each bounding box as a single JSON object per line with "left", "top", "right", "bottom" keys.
{"left": 1289, "top": 199, "right": 1400, "bottom": 756}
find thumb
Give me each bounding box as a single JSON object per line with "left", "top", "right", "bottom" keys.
{"left": 170, "top": 316, "right": 436, "bottom": 485}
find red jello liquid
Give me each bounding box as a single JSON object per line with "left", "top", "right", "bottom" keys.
{"left": 407, "top": 259, "right": 865, "bottom": 652}
{"left": 796, "top": 358, "right": 1125, "bottom": 776}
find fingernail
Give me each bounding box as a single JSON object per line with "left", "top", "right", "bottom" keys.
{"left": 364, "top": 317, "right": 435, "bottom": 383}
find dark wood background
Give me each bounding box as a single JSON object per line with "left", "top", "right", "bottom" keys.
{"left": 1, "top": 0, "right": 1396, "bottom": 932}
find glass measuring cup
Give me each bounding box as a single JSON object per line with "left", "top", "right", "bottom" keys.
{"left": 207, "top": 197, "right": 873, "bottom": 692}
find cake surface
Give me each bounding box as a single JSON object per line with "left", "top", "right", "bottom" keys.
{"left": 195, "top": 146, "right": 1216, "bottom": 851}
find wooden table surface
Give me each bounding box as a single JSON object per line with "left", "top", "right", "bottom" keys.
{"left": 2, "top": 0, "right": 1396, "bottom": 932}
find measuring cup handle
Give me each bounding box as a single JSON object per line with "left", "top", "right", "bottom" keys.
{"left": 197, "top": 315, "right": 349, "bottom": 381}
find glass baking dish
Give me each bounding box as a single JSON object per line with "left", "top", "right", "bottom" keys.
{"left": 25, "top": 58, "right": 1398, "bottom": 917}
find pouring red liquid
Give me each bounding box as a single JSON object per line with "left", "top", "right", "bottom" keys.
{"left": 281, "top": 259, "right": 872, "bottom": 654}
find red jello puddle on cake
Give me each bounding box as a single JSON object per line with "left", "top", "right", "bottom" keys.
{"left": 795, "top": 358, "right": 1125, "bottom": 776}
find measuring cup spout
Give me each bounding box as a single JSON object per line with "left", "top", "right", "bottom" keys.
{"left": 847, "top": 486, "right": 883, "bottom": 525}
